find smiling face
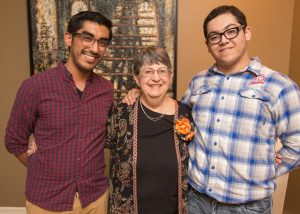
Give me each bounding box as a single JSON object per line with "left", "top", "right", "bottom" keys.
{"left": 134, "top": 63, "right": 173, "bottom": 101}
{"left": 64, "top": 20, "right": 110, "bottom": 74}
{"left": 206, "top": 13, "right": 251, "bottom": 73}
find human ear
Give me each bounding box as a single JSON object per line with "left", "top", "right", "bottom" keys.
{"left": 133, "top": 74, "right": 140, "bottom": 87}
{"left": 64, "top": 32, "right": 73, "bottom": 47}
{"left": 244, "top": 26, "right": 251, "bottom": 41}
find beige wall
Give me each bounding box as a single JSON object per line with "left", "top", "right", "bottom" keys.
{"left": 0, "top": 0, "right": 299, "bottom": 213}
{"left": 289, "top": 0, "right": 300, "bottom": 86}
{"left": 0, "top": 0, "right": 29, "bottom": 207}
{"left": 283, "top": 1, "right": 300, "bottom": 214}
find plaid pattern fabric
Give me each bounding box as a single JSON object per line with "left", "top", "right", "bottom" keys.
{"left": 182, "top": 58, "right": 300, "bottom": 204}
{"left": 5, "top": 62, "right": 114, "bottom": 211}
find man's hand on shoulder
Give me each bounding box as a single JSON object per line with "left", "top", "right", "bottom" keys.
{"left": 122, "top": 88, "right": 141, "bottom": 105}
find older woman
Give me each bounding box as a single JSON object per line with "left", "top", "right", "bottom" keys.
{"left": 106, "top": 46, "right": 194, "bottom": 214}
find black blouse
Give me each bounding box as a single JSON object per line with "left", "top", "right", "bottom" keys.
{"left": 137, "top": 103, "right": 178, "bottom": 214}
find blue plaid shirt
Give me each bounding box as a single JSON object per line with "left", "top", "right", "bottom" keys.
{"left": 182, "top": 58, "right": 300, "bottom": 204}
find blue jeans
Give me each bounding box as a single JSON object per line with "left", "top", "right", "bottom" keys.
{"left": 188, "top": 187, "right": 272, "bottom": 214}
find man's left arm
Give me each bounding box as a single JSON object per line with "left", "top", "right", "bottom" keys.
{"left": 5, "top": 79, "right": 38, "bottom": 163}
{"left": 275, "top": 82, "right": 300, "bottom": 176}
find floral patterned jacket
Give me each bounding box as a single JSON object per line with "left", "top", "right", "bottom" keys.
{"left": 106, "top": 100, "right": 193, "bottom": 214}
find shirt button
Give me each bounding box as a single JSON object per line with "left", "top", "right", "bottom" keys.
{"left": 77, "top": 158, "right": 80, "bottom": 161}
{"left": 211, "top": 166, "right": 215, "bottom": 169}
{"left": 214, "top": 142, "right": 217, "bottom": 146}
{"left": 252, "top": 95, "right": 256, "bottom": 98}
{"left": 221, "top": 96, "right": 224, "bottom": 100}
{"left": 208, "top": 188, "right": 212, "bottom": 192}
{"left": 226, "top": 77, "right": 230, "bottom": 80}
{"left": 216, "top": 119, "right": 220, "bottom": 122}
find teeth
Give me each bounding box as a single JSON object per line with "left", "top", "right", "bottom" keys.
{"left": 221, "top": 48, "right": 231, "bottom": 51}
{"left": 82, "top": 51, "right": 98, "bottom": 59}
{"left": 84, "top": 53, "right": 96, "bottom": 60}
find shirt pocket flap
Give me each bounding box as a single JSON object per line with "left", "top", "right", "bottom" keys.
{"left": 192, "top": 84, "right": 214, "bottom": 96}
{"left": 239, "top": 88, "right": 270, "bottom": 101}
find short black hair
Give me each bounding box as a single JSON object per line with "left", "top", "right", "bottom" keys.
{"left": 67, "top": 11, "right": 113, "bottom": 41}
{"left": 203, "top": 5, "right": 247, "bottom": 38}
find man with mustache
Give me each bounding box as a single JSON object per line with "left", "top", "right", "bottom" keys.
{"left": 5, "top": 11, "right": 113, "bottom": 213}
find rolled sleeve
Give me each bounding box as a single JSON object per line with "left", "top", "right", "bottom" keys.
{"left": 5, "top": 79, "right": 38, "bottom": 155}
{"left": 275, "top": 82, "right": 300, "bottom": 175}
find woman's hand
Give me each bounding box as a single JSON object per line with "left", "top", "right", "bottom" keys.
{"left": 27, "top": 137, "right": 37, "bottom": 156}
{"left": 275, "top": 153, "right": 282, "bottom": 166}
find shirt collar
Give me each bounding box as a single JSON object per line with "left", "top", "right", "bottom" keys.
{"left": 58, "top": 61, "right": 73, "bottom": 81}
{"left": 208, "top": 57, "right": 262, "bottom": 76}
{"left": 246, "top": 57, "right": 262, "bottom": 76}
{"left": 59, "top": 61, "right": 95, "bottom": 83}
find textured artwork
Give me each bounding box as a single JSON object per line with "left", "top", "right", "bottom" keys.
{"left": 28, "top": 0, "right": 177, "bottom": 100}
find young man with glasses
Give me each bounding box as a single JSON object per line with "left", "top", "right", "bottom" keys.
{"left": 184, "top": 5, "right": 300, "bottom": 213}
{"left": 122, "top": 4, "right": 300, "bottom": 214}
{"left": 5, "top": 11, "right": 113, "bottom": 213}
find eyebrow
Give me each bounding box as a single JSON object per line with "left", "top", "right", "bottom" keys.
{"left": 81, "top": 31, "right": 94, "bottom": 37}
{"left": 207, "top": 24, "right": 239, "bottom": 35}
{"left": 80, "top": 31, "right": 110, "bottom": 41}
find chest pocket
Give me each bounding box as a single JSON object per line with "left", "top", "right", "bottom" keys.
{"left": 192, "top": 84, "right": 214, "bottom": 96}
{"left": 238, "top": 88, "right": 272, "bottom": 115}
{"left": 239, "top": 88, "right": 270, "bottom": 101}
{"left": 191, "top": 84, "right": 215, "bottom": 118}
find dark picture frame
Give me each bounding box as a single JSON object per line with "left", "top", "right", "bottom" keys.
{"left": 27, "top": 0, "right": 177, "bottom": 100}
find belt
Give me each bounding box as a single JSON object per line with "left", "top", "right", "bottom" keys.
{"left": 189, "top": 185, "right": 272, "bottom": 207}
{"left": 189, "top": 185, "right": 242, "bottom": 206}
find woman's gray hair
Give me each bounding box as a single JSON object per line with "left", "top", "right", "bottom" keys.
{"left": 133, "top": 46, "right": 172, "bottom": 75}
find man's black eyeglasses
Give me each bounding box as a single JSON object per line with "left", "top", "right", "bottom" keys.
{"left": 206, "top": 25, "right": 246, "bottom": 45}
{"left": 73, "top": 32, "right": 110, "bottom": 48}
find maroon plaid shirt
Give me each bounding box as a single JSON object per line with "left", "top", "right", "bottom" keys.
{"left": 5, "top": 62, "right": 114, "bottom": 211}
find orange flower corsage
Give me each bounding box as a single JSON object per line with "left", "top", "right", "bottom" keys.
{"left": 175, "top": 116, "right": 195, "bottom": 141}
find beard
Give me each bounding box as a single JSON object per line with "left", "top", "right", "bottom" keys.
{"left": 71, "top": 49, "right": 102, "bottom": 74}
